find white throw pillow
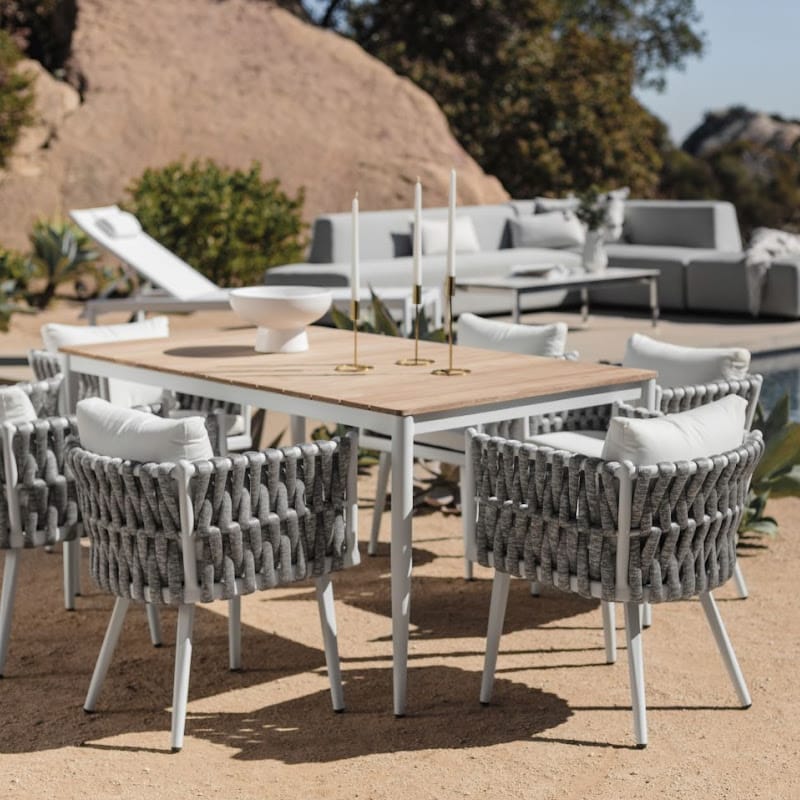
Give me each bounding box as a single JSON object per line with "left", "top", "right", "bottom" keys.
{"left": 42, "top": 317, "right": 170, "bottom": 409}
{"left": 0, "top": 386, "right": 38, "bottom": 424}
{"left": 622, "top": 333, "right": 750, "bottom": 388}
{"left": 601, "top": 395, "right": 747, "bottom": 466}
{"left": 604, "top": 187, "right": 629, "bottom": 242}
{"left": 95, "top": 210, "right": 142, "bottom": 238}
{"left": 77, "top": 398, "right": 213, "bottom": 463}
{"left": 419, "top": 217, "right": 481, "bottom": 256}
{"left": 458, "top": 313, "right": 567, "bottom": 357}
{"left": 510, "top": 212, "right": 585, "bottom": 249}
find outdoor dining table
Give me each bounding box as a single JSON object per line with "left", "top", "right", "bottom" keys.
{"left": 61, "top": 324, "right": 656, "bottom": 717}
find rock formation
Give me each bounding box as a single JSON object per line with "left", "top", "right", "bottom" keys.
{"left": 0, "top": 0, "right": 507, "bottom": 250}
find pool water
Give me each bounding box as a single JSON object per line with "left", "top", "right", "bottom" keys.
{"left": 752, "top": 350, "right": 800, "bottom": 421}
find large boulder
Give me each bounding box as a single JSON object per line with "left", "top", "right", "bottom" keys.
{"left": 0, "top": 0, "right": 507, "bottom": 250}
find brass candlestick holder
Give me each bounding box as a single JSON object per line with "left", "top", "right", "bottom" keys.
{"left": 432, "top": 275, "right": 470, "bottom": 376}
{"left": 335, "top": 300, "right": 373, "bottom": 373}
{"left": 396, "top": 284, "right": 435, "bottom": 366}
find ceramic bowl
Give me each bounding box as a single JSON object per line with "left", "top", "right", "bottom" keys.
{"left": 229, "top": 286, "right": 333, "bottom": 352}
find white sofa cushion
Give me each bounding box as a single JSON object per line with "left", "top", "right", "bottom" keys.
{"left": 77, "top": 398, "right": 213, "bottom": 463}
{"left": 0, "top": 386, "right": 38, "bottom": 424}
{"left": 622, "top": 333, "right": 750, "bottom": 388}
{"left": 42, "top": 317, "right": 170, "bottom": 409}
{"left": 420, "top": 217, "right": 481, "bottom": 255}
{"left": 601, "top": 395, "right": 747, "bottom": 466}
{"left": 457, "top": 313, "right": 567, "bottom": 357}
{"left": 510, "top": 211, "right": 585, "bottom": 249}
{"left": 528, "top": 430, "right": 606, "bottom": 458}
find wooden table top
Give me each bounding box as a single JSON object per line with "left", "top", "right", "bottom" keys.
{"left": 62, "top": 325, "right": 655, "bottom": 417}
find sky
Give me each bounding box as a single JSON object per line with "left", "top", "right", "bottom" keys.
{"left": 635, "top": 0, "right": 800, "bottom": 145}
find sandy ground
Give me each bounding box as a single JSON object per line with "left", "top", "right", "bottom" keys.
{"left": 1, "top": 304, "right": 799, "bottom": 798}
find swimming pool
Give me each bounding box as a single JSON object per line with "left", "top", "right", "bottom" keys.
{"left": 752, "top": 349, "right": 800, "bottom": 420}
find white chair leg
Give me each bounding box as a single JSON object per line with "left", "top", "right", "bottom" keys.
{"left": 0, "top": 551, "right": 21, "bottom": 677}
{"left": 71, "top": 536, "right": 81, "bottom": 597}
{"left": 146, "top": 603, "right": 162, "bottom": 647}
{"left": 602, "top": 601, "right": 617, "bottom": 664}
{"left": 171, "top": 603, "right": 196, "bottom": 752}
{"left": 641, "top": 602, "right": 653, "bottom": 628}
{"left": 480, "top": 571, "right": 511, "bottom": 704}
{"left": 732, "top": 562, "right": 749, "bottom": 599}
{"left": 369, "top": 452, "right": 391, "bottom": 556}
{"left": 84, "top": 597, "right": 131, "bottom": 712}
{"left": 228, "top": 595, "right": 241, "bottom": 671}
{"left": 624, "top": 602, "right": 647, "bottom": 747}
{"left": 63, "top": 540, "right": 75, "bottom": 611}
{"left": 699, "top": 591, "right": 751, "bottom": 707}
{"left": 529, "top": 580, "right": 540, "bottom": 596}
{"left": 315, "top": 575, "right": 344, "bottom": 712}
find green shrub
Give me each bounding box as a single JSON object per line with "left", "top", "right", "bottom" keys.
{"left": 126, "top": 159, "right": 307, "bottom": 287}
{"left": 0, "top": 29, "right": 34, "bottom": 166}
{"left": 0, "top": 245, "right": 33, "bottom": 331}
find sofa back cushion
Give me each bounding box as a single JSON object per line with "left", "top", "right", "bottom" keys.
{"left": 458, "top": 313, "right": 567, "bottom": 357}
{"left": 420, "top": 217, "right": 481, "bottom": 255}
{"left": 308, "top": 204, "right": 516, "bottom": 263}
{"left": 623, "top": 333, "right": 750, "bottom": 388}
{"left": 601, "top": 394, "right": 747, "bottom": 465}
{"left": 623, "top": 200, "right": 742, "bottom": 250}
{"left": 77, "top": 397, "right": 213, "bottom": 463}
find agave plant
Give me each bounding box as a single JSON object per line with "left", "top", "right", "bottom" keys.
{"left": 26, "top": 220, "right": 98, "bottom": 308}
{"left": 739, "top": 393, "right": 800, "bottom": 538}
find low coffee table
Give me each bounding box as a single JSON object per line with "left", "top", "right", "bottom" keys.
{"left": 457, "top": 267, "right": 660, "bottom": 327}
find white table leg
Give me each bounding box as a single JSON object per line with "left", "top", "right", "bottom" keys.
{"left": 580, "top": 287, "right": 589, "bottom": 323}
{"left": 513, "top": 291, "right": 521, "bottom": 324}
{"left": 290, "top": 415, "right": 306, "bottom": 444}
{"left": 391, "top": 415, "right": 414, "bottom": 717}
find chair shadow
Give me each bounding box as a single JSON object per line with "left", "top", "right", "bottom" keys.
{"left": 169, "top": 665, "right": 573, "bottom": 761}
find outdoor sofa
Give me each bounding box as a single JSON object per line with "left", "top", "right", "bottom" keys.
{"left": 265, "top": 198, "right": 760, "bottom": 315}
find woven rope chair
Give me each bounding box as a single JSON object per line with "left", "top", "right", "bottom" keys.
{"left": 530, "top": 373, "right": 763, "bottom": 604}
{"left": 28, "top": 348, "right": 252, "bottom": 454}
{"left": 0, "top": 377, "right": 81, "bottom": 677}
{"left": 66, "top": 431, "right": 358, "bottom": 751}
{"left": 465, "top": 427, "right": 764, "bottom": 747}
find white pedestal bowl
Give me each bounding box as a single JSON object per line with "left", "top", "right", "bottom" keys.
{"left": 229, "top": 286, "right": 333, "bottom": 353}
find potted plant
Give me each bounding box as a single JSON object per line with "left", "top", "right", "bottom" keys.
{"left": 576, "top": 186, "right": 609, "bottom": 273}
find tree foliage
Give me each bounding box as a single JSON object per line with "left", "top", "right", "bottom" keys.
{"left": 125, "top": 159, "right": 307, "bottom": 287}
{"left": 0, "top": 29, "right": 34, "bottom": 165}
{"left": 0, "top": 0, "right": 77, "bottom": 72}
{"left": 345, "top": 1, "right": 673, "bottom": 196}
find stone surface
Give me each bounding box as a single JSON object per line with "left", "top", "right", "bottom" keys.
{"left": 0, "top": 0, "right": 507, "bottom": 250}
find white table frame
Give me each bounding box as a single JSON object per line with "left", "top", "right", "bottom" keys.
{"left": 63, "top": 347, "right": 655, "bottom": 717}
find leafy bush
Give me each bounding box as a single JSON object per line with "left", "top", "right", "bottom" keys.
{"left": 26, "top": 219, "right": 98, "bottom": 308}
{"left": 0, "top": 245, "right": 33, "bottom": 331}
{"left": 0, "top": 29, "right": 34, "bottom": 166}
{"left": 125, "top": 159, "right": 307, "bottom": 287}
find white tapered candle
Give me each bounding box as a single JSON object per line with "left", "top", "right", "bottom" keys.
{"left": 447, "top": 169, "right": 456, "bottom": 278}
{"left": 413, "top": 178, "right": 423, "bottom": 286}
{"left": 351, "top": 192, "right": 359, "bottom": 303}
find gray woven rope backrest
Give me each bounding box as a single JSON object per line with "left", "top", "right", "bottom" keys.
{"left": 66, "top": 437, "right": 353, "bottom": 605}
{"left": 469, "top": 430, "right": 763, "bottom": 603}
{"left": 175, "top": 392, "right": 239, "bottom": 415}
{"left": 0, "top": 412, "right": 79, "bottom": 549}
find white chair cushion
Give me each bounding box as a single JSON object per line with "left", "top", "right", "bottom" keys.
{"left": 622, "top": 333, "right": 750, "bottom": 388}
{"left": 168, "top": 408, "right": 245, "bottom": 436}
{"left": 420, "top": 217, "right": 481, "bottom": 255}
{"left": 527, "top": 430, "right": 606, "bottom": 458}
{"left": 601, "top": 395, "right": 747, "bottom": 466}
{"left": 510, "top": 211, "right": 585, "bottom": 249}
{"left": 42, "top": 317, "right": 170, "bottom": 408}
{"left": 458, "top": 313, "right": 567, "bottom": 357}
{"left": 0, "top": 386, "right": 38, "bottom": 424}
{"left": 77, "top": 398, "right": 213, "bottom": 463}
